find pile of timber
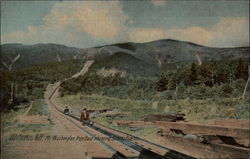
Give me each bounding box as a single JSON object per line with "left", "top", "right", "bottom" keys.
{"left": 208, "top": 119, "right": 250, "bottom": 129}
{"left": 157, "top": 133, "right": 250, "bottom": 159}
{"left": 156, "top": 119, "right": 250, "bottom": 158}
{"left": 88, "top": 108, "right": 113, "bottom": 113}
{"left": 98, "top": 108, "right": 113, "bottom": 113}
{"left": 144, "top": 113, "right": 185, "bottom": 122}
{"left": 101, "top": 112, "right": 130, "bottom": 117}
{"left": 156, "top": 120, "right": 250, "bottom": 148}
{"left": 88, "top": 109, "right": 96, "bottom": 113}
{"left": 112, "top": 120, "right": 152, "bottom": 128}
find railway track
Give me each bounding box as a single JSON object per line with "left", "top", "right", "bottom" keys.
{"left": 47, "top": 83, "right": 196, "bottom": 159}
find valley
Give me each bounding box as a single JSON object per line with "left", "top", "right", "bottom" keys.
{"left": 1, "top": 39, "right": 250, "bottom": 158}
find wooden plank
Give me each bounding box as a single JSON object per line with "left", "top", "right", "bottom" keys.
{"left": 209, "top": 119, "right": 250, "bottom": 129}
{"left": 157, "top": 134, "right": 250, "bottom": 159}
{"left": 112, "top": 120, "right": 151, "bottom": 127}
{"left": 102, "top": 112, "right": 130, "bottom": 117}
{"left": 144, "top": 113, "right": 185, "bottom": 122}
{"left": 156, "top": 121, "right": 250, "bottom": 139}
{"left": 128, "top": 124, "right": 152, "bottom": 128}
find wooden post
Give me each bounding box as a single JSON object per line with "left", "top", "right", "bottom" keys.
{"left": 10, "top": 83, "right": 14, "bottom": 104}
{"left": 242, "top": 64, "right": 250, "bottom": 100}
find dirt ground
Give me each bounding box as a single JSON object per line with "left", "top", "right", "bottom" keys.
{"left": 2, "top": 125, "right": 90, "bottom": 159}
{"left": 2, "top": 61, "right": 96, "bottom": 159}
{"left": 2, "top": 94, "right": 91, "bottom": 159}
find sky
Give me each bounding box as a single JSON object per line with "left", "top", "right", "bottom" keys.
{"left": 1, "top": 0, "right": 249, "bottom": 48}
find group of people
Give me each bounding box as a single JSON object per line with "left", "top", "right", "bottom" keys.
{"left": 63, "top": 106, "right": 92, "bottom": 125}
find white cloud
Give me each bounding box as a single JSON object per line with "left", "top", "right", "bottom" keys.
{"left": 166, "top": 26, "right": 213, "bottom": 46}
{"left": 1, "top": 1, "right": 127, "bottom": 47}
{"left": 149, "top": 0, "right": 166, "bottom": 6}
{"left": 1, "top": 0, "right": 248, "bottom": 48}
{"left": 129, "top": 17, "right": 249, "bottom": 47}
{"left": 129, "top": 26, "right": 213, "bottom": 45}
{"left": 46, "top": 1, "right": 127, "bottom": 39}
{"left": 210, "top": 17, "right": 249, "bottom": 47}
{"left": 129, "top": 28, "right": 167, "bottom": 43}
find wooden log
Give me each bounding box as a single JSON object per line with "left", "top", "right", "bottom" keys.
{"left": 102, "top": 112, "right": 129, "bottom": 117}
{"left": 144, "top": 113, "right": 185, "bottom": 122}
{"left": 156, "top": 121, "right": 250, "bottom": 139}
{"left": 157, "top": 134, "right": 250, "bottom": 159}
{"left": 128, "top": 124, "right": 152, "bottom": 128}
{"left": 112, "top": 120, "right": 152, "bottom": 127}
{"left": 209, "top": 119, "right": 250, "bottom": 129}
{"left": 99, "top": 108, "right": 113, "bottom": 113}
{"left": 112, "top": 120, "right": 134, "bottom": 126}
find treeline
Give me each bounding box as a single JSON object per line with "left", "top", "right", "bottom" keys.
{"left": 60, "top": 72, "right": 156, "bottom": 100}
{"left": 0, "top": 59, "right": 85, "bottom": 112}
{"left": 60, "top": 73, "right": 126, "bottom": 96}
{"left": 60, "top": 59, "right": 249, "bottom": 101}
{"left": 157, "top": 59, "right": 248, "bottom": 91}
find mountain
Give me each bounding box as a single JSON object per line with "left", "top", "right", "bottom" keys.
{"left": 0, "top": 43, "right": 86, "bottom": 70}
{"left": 91, "top": 39, "right": 249, "bottom": 69}
{"left": 1, "top": 39, "right": 249, "bottom": 71}
{"left": 89, "top": 52, "right": 159, "bottom": 77}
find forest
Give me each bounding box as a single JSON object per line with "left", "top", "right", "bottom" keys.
{"left": 59, "top": 59, "right": 249, "bottom": 101}
{"left": 0, "top": 59, "right": 85, "bottom": 112}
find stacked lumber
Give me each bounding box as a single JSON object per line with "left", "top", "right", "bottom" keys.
{"left": 144, "top": 113, "right": 185, "bottom": 122}
{"left": 157, "top": 133, "right": 250, "bottom": 159}
{"left": 101, "top": 112, "right": 130, "bottom": 117}
{"left": 156, "top": 121, "right": 250, "bottom": 148}
{"left": 208, "top": 119, "right": 250, "bottom": 129}
{"left": 98, "top": 108, "right": 113, "bottom": 113}
{"left": 208, "top": 119, "right": 250, "bottom": 147}
{"left": 112, "top": 120, "right": 152, "bottom": 128}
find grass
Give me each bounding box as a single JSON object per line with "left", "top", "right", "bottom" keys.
{"left": 92, "top": 115, "right": 162, "bottom": 144}
{"left": 60, "top": 93, "right": 250, "bottom": 124}
{"left": 58, "top": 94, "right": 165, "bottom": 142}
{"left": 1, "top": 99, "right": 52, "bottom": 145}
{"left": 1, "top": 104, "right": 28, "bottom": 132}
{"left": 27, "top": 99, "right": 50, "bottom": 116}
{"left": 57, "top": 93, "right": 249, "bottom": 145}
{"left": 59, "top": 94, "right": 157, "bottom": 120}
{"left": 57, "top": 71, "right": 250, "bottom": 144}
{"left": 18, "top": 124, "right": 52, "bottom": 133}
{"left": 156, "top": 97, "right": 250, "bottom": 123}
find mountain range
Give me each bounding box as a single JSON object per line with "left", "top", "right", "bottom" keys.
{"left": 1, "top": 39, "right": 249, "bottom": 71}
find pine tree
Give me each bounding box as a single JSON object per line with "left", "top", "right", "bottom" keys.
{"left": 156, "top": 72, "right": 173, "bottom": 91}
{"left": 214, "top": 62, "right": 228, "bottom": 84}
{"left": 236, "top": 58, "right": 245, "bottom": 79}
{"left": 209, "top": 60, "right": 216, "bottom": 87}
{"left": 189, "top": 62, "right": 197, "bottom": 85}
{"left": 198, "top": 63, "right": 212, "bottom": 86}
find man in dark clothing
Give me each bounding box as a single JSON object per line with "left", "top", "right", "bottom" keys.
{"left": 63, "top": 106, "right": 69, "bottom": 115}
{"left": 81, "top": 108, "right": 92, "bottom": 125}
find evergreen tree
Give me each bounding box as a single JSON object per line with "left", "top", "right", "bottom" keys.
{"left": 236, "top": 58, "right": 245, "bottom": 80}
{"left": 188, "top": 62, "right": 197, "bottom": 85}
{"left": 214, "top": 62, "right": 228, "bottom": 84}
{"left": 197, "top": 63, "right": 213, "bottom": 86}
{"left": 236, "top": 59, "right": 244, "bottom": 78}
{"left": 156, "top": 72, "right": 173, "bottom": 91}
{"left": 208, "top": 60, "right": 216, "bottom": 86}
{"left": 167, "top": 76, "right": 178, "bottom": 90}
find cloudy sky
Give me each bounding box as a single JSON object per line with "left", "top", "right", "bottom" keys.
{"left": 1, "top": 0, "right": 249, "bottom": 48}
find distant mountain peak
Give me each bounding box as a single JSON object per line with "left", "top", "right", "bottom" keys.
{"left": 1, "top": 39, "right": 249, "bottom": 71}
